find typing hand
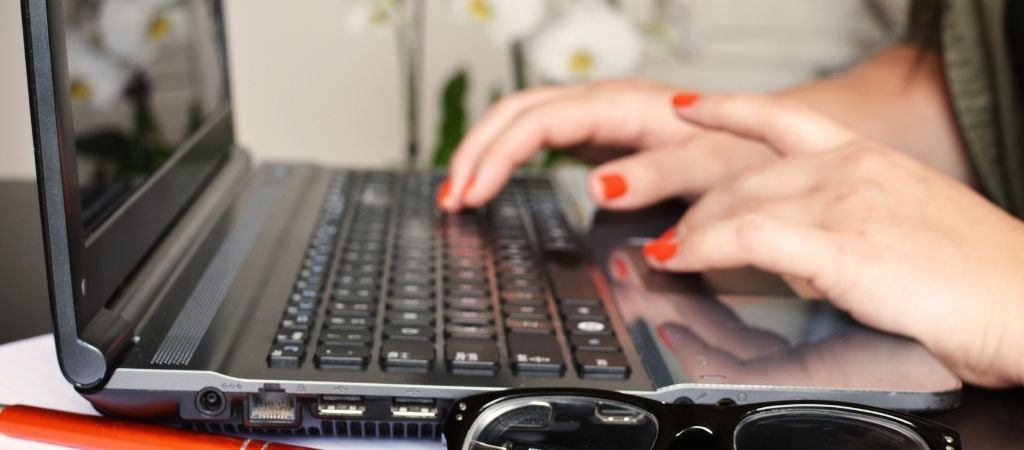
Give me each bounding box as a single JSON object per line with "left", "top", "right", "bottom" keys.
{"left": 642, "top": 93, "right": 1024, "bottom": 387}
{"left": 438, "top": 79, "right": 777, "bottom": 211}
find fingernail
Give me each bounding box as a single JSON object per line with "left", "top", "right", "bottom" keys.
{"left": 611, "top": 255, "right": 630, "bottom": 280}
{"left": 436, "top": 179, "right": 452, "bottom": 208}
{"left": 643, "top": 239, "right": 678, "bottom": 262}
{"left": 599, "top": 174, "right": 628, "bottom": 200}
{"left": 657, "top": 228, "right": 677, "bottom": 241}
{"left": 671, "top": 91, "right": 701, "bottom": 108}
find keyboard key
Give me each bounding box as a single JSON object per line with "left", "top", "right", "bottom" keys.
{"left": 392, "top": 271, "right": 434, "bottom": 285}
{"left": 386, "top": 310, "right": 435, "bottom": 325}
{"left": 328, "top": 301, "right": 374, "bottom": 315}
{"left": 320, "top": 330, "right": 373, "bottom": 346}
{"left": 570, "top": 334, "right": 620, "bottom": 352}
{"left": 390, "top": 283, "right": 434, "bottom": 299}
{"left": 566, "top": 319, "right": 612, "bottom": 336}
{"left": 505, "top": 319, "right": 554, "bottom": 334}
{"left": 447, "top": 339, "right": 499, "bottom": 374}
{"left": 445, "top": 296, "right": 492, "bottom": 310}
{"left": 445, "top": 309, "right": 494, "bottom": 325}
{"left": 502, "top": 304, "right": 547, "bottom": 317}
{"left": 445, "top": 324, "right": 496, "bottom": 339}
{"left": 381, "top": 341, "right": 435, "bottom": 372}
{"left": 280, "top": 313, "right": 314, "bottom": 331}
{"left": 268, "top": 344, "right": 304, "bottom": 369}
{"left": 574, "top": 351, "right": 629, "bottom": 379}
{"left": 446, "top": 284, "right": 490, "bottom": 297}
{"left": 446, "top": 269, "right": 487, "bottom": 283}
{"left": 332, "top": 287, "right": 377, "bottom": 301}
{"left": 560, "top": 304, "right": 607, "bottom": 320}
{"left": 315, "top": 345, "right": 370, "bottom": 370}
{"left": 499, "top": 275, "right": 542, "bottom": 289}
{"left": 275, "top": 330, "right": 308, "bottom": 345}
{"left": 495, "top": 265, "right": 536, "bottom": 276}
{"left": 384, "top": 324, "right": 435, "bottom": 341}
{"left": 388, "top": 297, "right": 436, "bottom": 311}
{"left": 546, "top": 261, "right": 600, "bottom": 303}
{"left": 324, "top": 315, "right": 372, "bottom": 331}
{"left": 508, "top": 333, "right": 565, "bottom": 376}
{"left": 335, "top": 274, "right": 377, "bottom": 289}
{"left": 287, "top": 298, "right": 317, "bottom": 312}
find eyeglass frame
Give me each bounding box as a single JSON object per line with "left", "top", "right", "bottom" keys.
{"left": 441, "top": 387, "right": 961, "bottom": 450}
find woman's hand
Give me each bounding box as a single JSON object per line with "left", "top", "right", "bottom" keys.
{"left": 643, "top": 93, "right": 1024, "bottom": 387}
{"left": 439, "top": 78, "right": 779, "bottom": 211}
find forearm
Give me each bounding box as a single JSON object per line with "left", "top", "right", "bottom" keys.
{"left": 780, "top": 46, "right": 977, "bottom": 185}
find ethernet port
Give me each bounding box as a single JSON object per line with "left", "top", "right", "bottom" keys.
{"left": 245, "top": 390, "right": 299, "bottom": 428}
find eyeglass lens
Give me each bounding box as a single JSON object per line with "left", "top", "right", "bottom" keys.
{"left": 463, "top": 396, "right": 659, "bottom": 450}
{"left": 733, "top": 408, "right": 931, "bottom": 450}
{"left": 463, "top": 397, "right": 937, "bottom": 450}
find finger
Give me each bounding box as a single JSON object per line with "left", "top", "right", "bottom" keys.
{"left": 645, "top": 214, "right": 844, "bottom": 295}
{"left": 677, "top": 153, "right": 827, "bottom": 230}
{"left": 673, "top": 92, "right": 858, "bottom": 155}
{"left": 587, "top": 133, "right": 778, "bottom": 209}
{"left": 443, "top": 85, "right": 579, "bottom": 210}
{"left": 461, "top": 87, "right": 690, "bottom": 207}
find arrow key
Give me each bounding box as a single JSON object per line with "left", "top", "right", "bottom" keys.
{"left": 508, "top": 333, "right": 564, "bottom": 377}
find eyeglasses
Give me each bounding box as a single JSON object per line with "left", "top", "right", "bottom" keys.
{"left": 442, "top": 388, "right": 960, "bottom": 450}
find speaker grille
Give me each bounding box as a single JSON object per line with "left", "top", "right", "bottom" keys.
{"left": 151, "top": 184, "right": 282, "bottom": 366}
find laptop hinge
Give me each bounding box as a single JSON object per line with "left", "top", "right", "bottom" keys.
{"left": 77, "top": 309, "right": 134, "bottom": 386}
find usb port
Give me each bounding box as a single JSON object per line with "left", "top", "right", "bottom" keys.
{"left": 316, "top": 395, "right": 366, "bottom": 418}
{"left": 246, "top": 391, "right": 299, "bottom": 427}
{"left": 390, "top": 398, "right": 438, "bottom": 420}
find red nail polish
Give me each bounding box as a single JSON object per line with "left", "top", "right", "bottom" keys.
{"left": 643, "top": 240, "right": 678, "bottom": 262}
{"left": 657, "top": 228, "right": 677, "bottom": 241}
{"left": 599, "top": 174, "right": 628, "bottom": 200}
{"left": 611, "top": 256, "right": 630, "bottom": 280}
{"left": 436, "top": 179, "right": 452, "bottom": 208}
{"left": 672, "top": 92, "right": 700, "bottom": 108}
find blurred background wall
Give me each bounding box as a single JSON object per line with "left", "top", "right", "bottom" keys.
{"left": 0, "top": 0, "right": 907, "bottom": 179}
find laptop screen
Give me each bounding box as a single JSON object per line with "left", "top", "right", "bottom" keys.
{"left": 60, "top": 0, "right": 227, "bottom": 231}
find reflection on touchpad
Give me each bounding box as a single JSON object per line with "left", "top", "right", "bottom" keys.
{"left": 605, "top": 245, "right": 961, "bottom": 403}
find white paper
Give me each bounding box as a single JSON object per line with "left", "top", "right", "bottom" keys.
{"left": 0, "top": 334, "right": 440, "bottom": 450}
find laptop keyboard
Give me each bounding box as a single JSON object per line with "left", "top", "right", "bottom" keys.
{"left": 267, "top": 171, "right": 630, "bottom": 379}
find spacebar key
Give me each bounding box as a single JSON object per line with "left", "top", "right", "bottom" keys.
{"left": 508, "top": 333, "right": 565, "bottom": 376}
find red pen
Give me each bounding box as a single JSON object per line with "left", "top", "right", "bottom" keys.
{"left": 0, "top": 404, "right": 318, "bottom": 450}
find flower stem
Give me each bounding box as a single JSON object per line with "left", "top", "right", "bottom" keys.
{"left": 511, "top": 41, "right": 528, "bottom": 91}
{"left": 395, "top": 0, "right": 425, "bottom": 168}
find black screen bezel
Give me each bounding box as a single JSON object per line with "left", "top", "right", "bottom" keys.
{"left": 22, "top": 0, "right": 234, "bottom": 386}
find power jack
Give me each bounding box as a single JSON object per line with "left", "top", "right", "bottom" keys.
{"left": 196, "top": 387, "right": 228, "bottom": 417}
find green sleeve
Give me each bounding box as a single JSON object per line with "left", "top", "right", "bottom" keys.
{"left": 940, "top": 0, "right": 1024, "bottom": 217}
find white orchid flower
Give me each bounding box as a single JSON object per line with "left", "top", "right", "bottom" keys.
{"left": 98, "top": 0, "right": 190, "bottom": 68}
{"left": 65, "top": 30, "right": 130, "bottom": 109}
{"left": 529, "top": 0, "right": 643, "bottom": 83}
{"left": 451, "top": 0, "right": 547, "bottom": 45}
{"left": 347, "top": 0, "right": 402, "bottom": 35}
{"left": 647, "top": 0, "right": 702, "bottom": 59}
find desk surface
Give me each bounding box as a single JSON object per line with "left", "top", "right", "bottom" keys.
{"left": 1, "top": 179, "right": 1022, "bottom": 449}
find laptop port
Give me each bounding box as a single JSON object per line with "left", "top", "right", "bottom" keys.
{"left": 195, "top": 387, "right": 227, "bottom": 417}
{"left": 245, "top": 390, "right": 299, "bottom": 427}
{"left": 315, "top": 395, "right": 366, "bottom": 418}
{"left": 390, "top": 398, "right": 438, "bottom": 420}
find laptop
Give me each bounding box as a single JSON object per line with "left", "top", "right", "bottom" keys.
{"left": 20, "top": 0, "right": 961, "bottom": 436}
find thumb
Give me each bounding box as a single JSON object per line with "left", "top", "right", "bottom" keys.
{"left": 671, "top": 92, "right": 857, "bottom": 155}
